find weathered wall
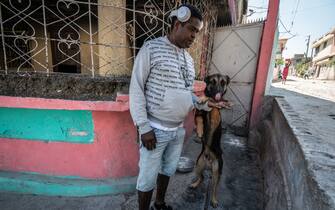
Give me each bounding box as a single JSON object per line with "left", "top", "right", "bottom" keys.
{"left": 0, "top": 95, "right": 138, "bottom": 196}
{"left": 0, "top": 81, "right": 204, "bottom": 196}
{"left": 317, "top": 65, "right": 335, "bottom": 80}
{"left": 249, "top": 97, "right": 334, "bottom": 210}
{"left": 0, "top": 97, "right": 138, "bottom": 179}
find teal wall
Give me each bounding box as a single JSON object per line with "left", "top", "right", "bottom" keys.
{"left": 0, "top": 171, "right": 136, "bottom": 197}
{"left": 0, "top": 108, "right": 94, "bottom": 143}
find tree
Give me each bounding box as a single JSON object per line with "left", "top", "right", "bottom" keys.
{"left": 295, "top": 58, "right": 310, "bottom": 77}
{"left": 275, "top": 58, "right": 284, "bottom": 67}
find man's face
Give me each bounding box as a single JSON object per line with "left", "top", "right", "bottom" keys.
{"left": 173, "top": 17, "right": 203, "bottom": 49}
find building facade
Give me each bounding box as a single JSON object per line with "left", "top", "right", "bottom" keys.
{"left": 312, "top": 27, "right": 335, "bottom": 80}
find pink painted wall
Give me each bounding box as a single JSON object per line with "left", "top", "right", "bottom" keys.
{"left": 0, "top": 95, "right": 129, "bottom": 111}
{"left": 0, "top": 110, "right": 138, "bottom": 179}
{"left": 0, "top": 82, "right": 204, "bottom": 179}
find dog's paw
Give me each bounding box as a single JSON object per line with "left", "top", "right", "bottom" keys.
{"left": 189, "top": 182, "right": 198, "bottom": 189}
{"left": 190, "top": 179, "right": 202, "bottom": 189}
{"left": 198, "top": 96, "right": 209, "bottom": 104}
{"left": 210, "top": 198, "right": 219, "bottom": 208}
{"left": 217, "top": 101, "right": 233, "bottom": 109}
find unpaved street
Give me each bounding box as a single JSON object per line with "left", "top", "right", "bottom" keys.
{"left": 271, "top": 76, "right": 335, "bottom": 102}
{"left": 270, "top": 76, "right": 335, "bottom": 144}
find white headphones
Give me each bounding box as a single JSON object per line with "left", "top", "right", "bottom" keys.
{"left": 168, "top": 6, "right": 191, "bottom": 23}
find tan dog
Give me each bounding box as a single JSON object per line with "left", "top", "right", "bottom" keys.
{"left": 190, "top": 74, "right": 231, "bottom": 208}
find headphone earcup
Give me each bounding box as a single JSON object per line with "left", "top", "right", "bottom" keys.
{"left": 168, "top": 10, "right": 178, "bottom": 22}
{"left": 177, "top": 6, "right": 191, "bottom": 22}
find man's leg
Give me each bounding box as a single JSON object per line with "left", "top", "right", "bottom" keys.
{"left": 155, "top": 128, "right": 185, "bottom": 207}
{"left": 155, "top": 173, "right": 170, "bottom": 205}
{"left": 137, "top": 128, "right": 176, "bottom": 210}
{"left": 138, "top": 190, "right": 154, "bottom": 210}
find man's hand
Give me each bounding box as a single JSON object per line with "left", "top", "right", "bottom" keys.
{"left": 141, "top": 130, "right": 157, "bottom": 150}
{"left": 208, "top": 100, "right": 233, "bottom": 109}
{"left": 197, "top": 96, "right": 209, "bottom": 104}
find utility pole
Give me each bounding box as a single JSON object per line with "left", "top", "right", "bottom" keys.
{"left": 305, "top": 35, "right": 311, "bottom": 60}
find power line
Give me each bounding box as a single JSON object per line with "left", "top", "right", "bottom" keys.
{"left": 286, "top": 34, "right": 297, "bottom": 40}
{"left": 288, "top": 0, "right": 300, "bottom": 32}
{"left": 281, "top": 2, "right": 335, "bottom": 14}
{"left": 252, "top": 1, "right": 335, "bottom": 14}
{"left": 277, "top": 0, "right": 300, "bottom": 39}
{"left": 279, "top": 18, "right": 296, "bottom": 37}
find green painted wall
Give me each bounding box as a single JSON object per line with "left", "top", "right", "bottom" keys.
{"left": 0, "top": 171, "right": 136, "bottom": 196}
{"left": 0, "top": 108, "right": 94, "bottom": 143}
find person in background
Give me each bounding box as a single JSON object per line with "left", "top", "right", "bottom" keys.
{"left": 282, "top": 62, "right": 290, "bottom": 84}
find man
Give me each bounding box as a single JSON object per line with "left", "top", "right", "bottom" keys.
{"left": 130, "top": 4, "right": 221, "bottom": 210}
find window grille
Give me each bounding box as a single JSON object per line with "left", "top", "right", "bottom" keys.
{"left": 0, "top": 0, "right": 218, "bottom": 78}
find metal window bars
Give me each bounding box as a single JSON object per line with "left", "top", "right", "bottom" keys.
{"left": 0, "top": 0, "right": 218, "bottom": 78}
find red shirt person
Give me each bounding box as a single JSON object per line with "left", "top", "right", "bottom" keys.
{"left": 282, "top": 65, "right": 289, "bottom": 79}
{"left": 282, "top": 63, "right": 290, "bottom": 84}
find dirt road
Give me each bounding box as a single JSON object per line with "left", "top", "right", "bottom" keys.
{"left": 272, "top": 76, "right": 335, "bottom": 102}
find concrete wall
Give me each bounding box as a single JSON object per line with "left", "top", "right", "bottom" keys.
{"left": 0, "top": 95, "right": 138, "bottom": 196}
{"left": 249, "top": 97, "right": 335, "bottom": 210}
{"left": 188, "top": 29, "right": 204, "bottom": 77}
{"left": 318, "top": 65, "right": 335, "bottom": 80}
{"left": 0, "top": 96, "right": 138, "bottom": 179}
{"left": 0, "top": 81, "right": 205, "bottom": 196}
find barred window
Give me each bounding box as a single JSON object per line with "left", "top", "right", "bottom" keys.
{"left": 0, "top": 0, "right": 218, "bottom": 77}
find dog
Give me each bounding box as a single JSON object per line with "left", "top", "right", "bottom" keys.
{"left": 190, "top": 74, "right": 231, "bottom": 208}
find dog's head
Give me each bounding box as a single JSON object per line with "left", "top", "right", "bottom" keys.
{"left": 204, "top": 74, "right": 230, "bottom": 101}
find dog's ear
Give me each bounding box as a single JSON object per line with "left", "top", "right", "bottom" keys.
{"left": 225, "top": 75, "right": 230, "bottom": 85}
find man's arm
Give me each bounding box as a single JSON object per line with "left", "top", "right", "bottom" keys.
{"left": 192, "top": 93, "right": 212, "bottom": 111}
{"left": 192, "top": 93, "right": 232, "bottom": 109}
{"left": 129, "top": 45, "right": 156, "bottom": 150}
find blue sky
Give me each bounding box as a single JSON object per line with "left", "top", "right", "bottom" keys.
{"left": 247, "top": 0, "right": 335, "bottom": 58}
